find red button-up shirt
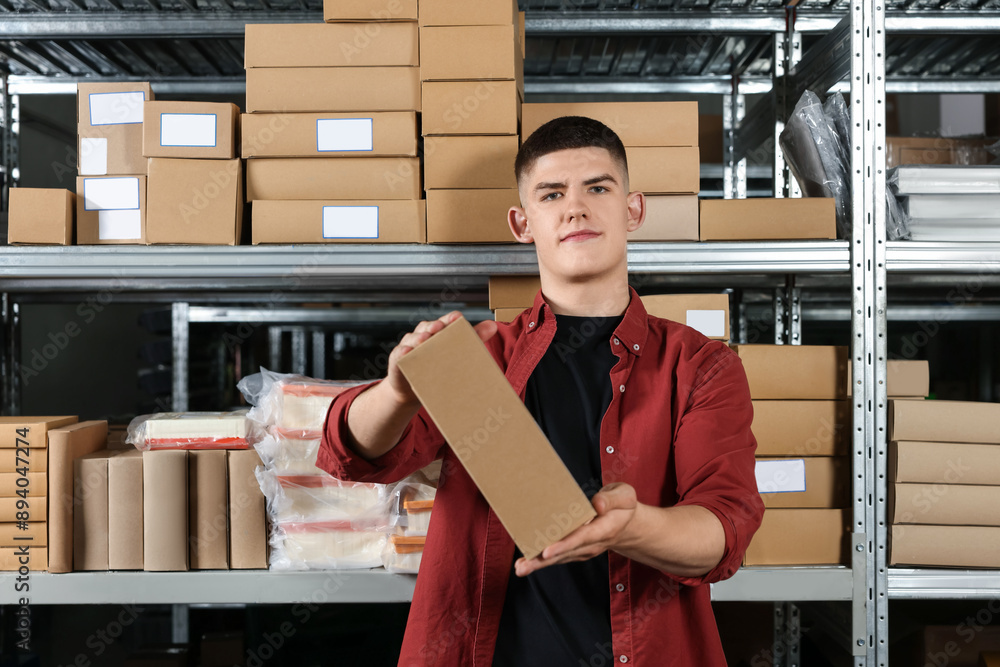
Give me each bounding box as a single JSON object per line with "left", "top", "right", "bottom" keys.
{"left": 318, "top": 288, "right": 764, "bottom": 667}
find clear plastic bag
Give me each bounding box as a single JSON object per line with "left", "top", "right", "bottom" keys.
{"left": 885, "top": 175, "right": 912, "bottom": 241}
{"left": 253, "top": 429, "right": 325, "bottom": 475}
{"left": 390, "top": 481, "right": 436, "bottom": 537}
{"left": 237, "top": 368, "right": 366, "bottom": 431}
{"left": 126, "top": 411, "right": 251, "bottom": 451}
{"left": 255, "top": 467, "right": 393, "bottom": 528}
{"left": 381, "top": 535, "right": 425, "bottom": 574}
{"left": 269, "top": 523, "right": 387, "bottom": 571}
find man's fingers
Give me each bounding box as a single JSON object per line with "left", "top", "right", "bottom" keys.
{"left": 474, "top": 319, "right": 499, "bottom": 343}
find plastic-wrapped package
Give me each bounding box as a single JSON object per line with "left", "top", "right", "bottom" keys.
{"left": 126, "top": 411, "right": 251, "bottom": 450}
{"left": 885, "top": 181, "right": 911, "bottom": 241}
{"left": 905, "top": 194, "right": 1000, "bottom": 219}
{"left": 256, "top": 467, "right": 392, "bottom": 527}
{"left": 390, "top": 482, "right": 436, "bottom": 537}
{"left": 889, "top": 165, "right": 1000, "bottom": 195}
{"left": 254, "top": 429, "right": 325, "bottom": 475}
{"left": 381, "top": 535, "right": 425, "bottom": 574}
{"left": 270, "top": 523, "right": 387, "bottom": 570}
{"left": 906, "top": 218, "right": 1000, "bottom": 242}
{"left": 237, "top": 368, "right": 366, "bottom": 431}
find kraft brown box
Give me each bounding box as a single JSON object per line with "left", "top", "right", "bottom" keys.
{"left": 426, "top": 188, "right": 518, "bottom": 243}
{"left": 246, "top": 67, "right": 420, "bottom": 113}
{"left": 890, "top": 524, "right": 1000, "bottom": 568}
{"left": 0, "top": 473, "right": 45, "bottom": 497}
{"left": 628, "top": 195, "right": 699, "bottom": 242}
{"left": 521, "top": 102, "right": 699, "bottom": 147}
{"left": 0, "top": 523, "right": 47, "bottom": 547}
{"left": 418, "top": 0, "right": 517, "bottom": 26}
{"left": 108, "top": 449, "right": 142, "bottom": 570}
{"left": 732, "top": 345, "right": 849, "bottom": 400}
{"left": 488, "top": 275, "right": 540, "bottom": 310}
{"left": 143, "top": 450, "right": 188, "bottom": 572}
{"left": 245, "top": 23, "right": 417, "bottom": 68}
{"left": 419, "top": 26, "right": 523, "bottom": 87}
{"left": 228, "top": 449, "right": 267, "bottom": 569}
{"left": 246, "top": 157, "right": 421, "bottom": 201}
{"left": 146, "top": 158, "right": 243, "bottom": 245}
{"left": 47, "top": 420, "right": 106, "bottom": 573}
{"left": 0, "top": 448, "right": 47, "bottom": 473}
{"left": 889, "top": 441, "right": 1000, "bottom": 485}
{"left": 625, "top": 147, "right": 700, "bottom": 195}
{"left": 756, "top": 456, "right": 851, "bottom": 509}
{"left": 890, "top": 482, "right": 1000, "bottom": 526}
{"left": 699, "top": 198, "right": 837, "bottom": 241}
{"left": 0, "top": 547, "right": 46, "bottom": 571}
{"left": 887, "top": 359, "right": 930, "bottom": 397}
{"left": 744, "top": 509, "right": 849, "bottom": 566}
{"left": 0, "top": 497, "right": 46, "bottom": 521}
{"left": 76, "top": 175, "right": 147, "bottom": 245}
{"left": 8, "top": 188, "right": 74, "bottom": 245}
{"left": 752, "top": 401, "right": 850, "bottom": 457}
{"left": 640, "top": 294, "right": 730, "bottom": 341}
{"left": 142, "top": 101, "right": 240, "bottom": 160}
{"left": 189, "top": 450, "right": 228, "bottom": 570}
{"left": 889, "top": 399, "right": 1000, "bottom": 444}
{"left": 253, "top": 200, "right": 425, "bottom": 244}
{"left": 241, "top": 112, "right": 418, "bottom": 158}
{"left": 423, "top": 135, "right": 518, "bottom": 189}
{"left": 396, "top": 316, "right": 596, "bottom": 560}
{"left": 324, "top": 0, "right": 417, "bottom": 21}
{"left": 494, "top": 308, "right": 524, "bottom": 323}
{"left": 77, "top": 82, "right": 152, "bottom": 176}
{"left": 0, "top": 416, "right": 77, "bottom": 449}
{"left": 422, "top": 81, "right": 520, "bottom": 136}
{"left": 73, "top": 450, "right": 112, "bottom": 570}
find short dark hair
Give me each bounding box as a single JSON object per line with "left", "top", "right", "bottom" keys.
{"left": 514, "top": 116, "right": 629, "bottom": 188}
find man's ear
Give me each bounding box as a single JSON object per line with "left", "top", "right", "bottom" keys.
{"left": 508, "top": 206, "right": 533, "bottom": 244}
{"left": 626, "top": 191, "right": 646, "bottom": 233}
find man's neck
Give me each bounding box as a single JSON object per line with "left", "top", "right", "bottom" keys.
{"left": 540, "top": 271, "right": 631, "bottom": 317}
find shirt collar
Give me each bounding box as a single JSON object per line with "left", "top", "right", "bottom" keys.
{"left": 526, "top": 285, "right": 649, "bottom": 356}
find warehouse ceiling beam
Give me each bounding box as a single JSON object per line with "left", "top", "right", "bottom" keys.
{"left": 0, "top": 12, "right": 319, "bottom": 38}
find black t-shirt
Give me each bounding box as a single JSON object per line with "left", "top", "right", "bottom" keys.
{"left": 492, "top": 313, "right": 622, "bottom": 667}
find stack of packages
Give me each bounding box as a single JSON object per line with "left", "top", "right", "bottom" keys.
{"left": 143, "top": 99, "right": 243, "bottom": 244}
{"left": 521, "top": 102, "right": 701, "bottom": 241}
{"left": 889, "top": 165, "right": 1000, "bottom": 241}
{"left": 735, "top": 344, "right": 852, "bottom": 566}
{"left": 244, "top": 5, "right": 424, "bottom": 245}
{"left": 383, "top": 465, "right": 439, "bottom": 573}
{"left": 76, "top": 83, "right": 152, "bottom": 245}
{"left": 421, "top": 0, "right": 524, "bottom": 243}
{"left": 0, "top": 416, "right": 78, "bottom": 572}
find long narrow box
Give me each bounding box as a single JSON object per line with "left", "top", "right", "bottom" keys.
{"left": 426, "top": 189, "right": 518, "bottom": 243}
{"left": 0, "top": 547, "right": 46, "bottom": 571}
{"left": 76, "top": 175, "right": 147, "bottom": 245}
{"left": 744, "top": 509, "right": 848, "bottom": 566}
{"left": 0, "top": 473, "right": 44, "bottom": 497}
{"left": 889, "top": 441, "right": 1000, "bottom": 485}
{"left": 146, "top": 158, "right": 243, "bottom": 245}
{"left": 73, "top": 450, "right": 111, "bottom": 570}
{"left": 189, "top": 450, "right": 229, "bottom": 570}
{"left": 143, "top": 450, "right": 188, "bottom": 572}
{"left": 627, "top": 195, "right": 699, "bottom": 242}
{"left": 77, "top": 82, "right": 152, "bottom": 176}
{"left": 890, "top": 524, "right": 1000, "bottom": 568}
{"left": 731, "top": 345, "right": 849, "bottom": 400}
{"left": 47, "top": 420, "right": 105, "bottom": 573}
{"left": 143, "top": 101, "right": 240, "bottom": 160}
{"left": 241, "top": 112, "right": 418, "bottom": 158}
{"left": 422, "top": 81, "right": 520, "bottom": 136}
{"left": 522, "top": 102, "right": 699, "bottom": 147}
{"left": 245, "top": 23, "right": 419, "bottom": 68}
{"left": 625, "top": 147, "right": 700, "bottom": 195}
{"left": 889, "top": 399, "right": 1000, "bottom": 444}
{"left": 419, "top": 0, "right": 517, "bottom": 26}
{"left": 108, "top": 449, "right": 142, "bottom": 570}
{"left": 0, "top": 498, "right": 46, "bottom": 521}
{"left": 640, "top": 294, "right": 730, "bottom": 340}
{"left": 8, "top": 189, "right": 74, "bottom": 245}
{"left": 252, "top": 200, "right": 425, "bottom": 244}
{"left": 887, "top": 359, "right": 930, "bottom": 397}
{"left": 0, "top": 449, "right": 47, "bottom": 473}
{"left": 396, "top": 316, "right": 596, "bottom": 559}
{"left": 890, "top": 483, "right": 1000, "bottom": 526}
{"left": 752, "top": 401, "right": 850, "bottom": 457}
{"left": 0, "top": 416, "right": 77, "bottom": 449}
{"left": 324, "top": 0, "right": 417, "bottom": 21}
{"left": 246, "top": 67, "right": 420, "bottom": 113}
{"left": 756, "top": 457, "right": 851, "bottom": 509}
{"left": 700, "top": 198, "right": 837, "bottom": 241}
{"left": 419, "top": 26, "right": 523, "bottom": 85}
{"left": 228, "top": 449, "right": 267, "bottom": 569}
{"left": 423, "top": 136, "right": 518, "bottom": 189}
{"left": 246, "top": 157, "right": 421, "bottom": 201}
{"left": 0, "top": 523, "right": 47, "bottom": 547}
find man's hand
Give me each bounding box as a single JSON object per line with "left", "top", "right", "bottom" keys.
{"left": 514, "top": 482, "right": 638, "bottom": 577}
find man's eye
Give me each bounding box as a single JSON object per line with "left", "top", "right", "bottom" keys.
{"left": 542, "top": 192, "right": 561, "bottom": 201}
{"left": 590, "top": 186, "right": 607, "bottom": 193}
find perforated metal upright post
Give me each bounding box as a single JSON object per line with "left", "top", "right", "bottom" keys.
{"left": 171, "top": 302, "right": 190, "bottom": 412}
{"left": 0, "top": 75, "right": 19, "bottom": 211}
{"left": 773, "top": 20, "right": 803, "bottom": 199}
{"left": 1, "top": 294, "right": 21, "bottom": 416}
{"left": 723, "top": 92, "right": 746, "bottom": 200}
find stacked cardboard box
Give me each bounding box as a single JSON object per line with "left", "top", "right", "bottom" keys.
{"left": 76, "top": 83, "right": 152, "bottom": 245}
{"left": 699, "top": 198, "right": 838, "bottom": 241}
{"left": 244, "top": 19, "right": 425, "bottom": 244}
{"left": 733, "top": 345, "right": 852, "bottom": 566}
{"left": 421, "top": 0, "right": 523, "bottom": 243}
{"left": 7, "top": 188, "right": 75, "bottom": 245}
{"left": 521, "top": 102, "right": 701, "bottom": 241}
{"left": 891, "top": 165, "right": 1000, "bottom": 242}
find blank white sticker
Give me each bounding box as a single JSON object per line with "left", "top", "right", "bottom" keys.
{"left": 160, "top": 113, "right": 218, "bottom": 147}
{"left": 316, "top": 118, "right": 374, "bottom": 152}
{"left": 89, "top": 91, "right": 145, "bottom": 126}
{"left": 98, "top": 209, "right": 142, "bottom": 240}
{"left": 323, "top": 206, "right": 379, "bottom": 239}
{"left": 755, "top": 459, "right": 807, "bottom": 494}
{"left": 83, "top": 177, "right": 140, "bottom": 211}
{"left": 686, "top": 309, "right": 726, "bottom": 338}
{"left": 79, "top": 137, "right": 108, "bottom": 176}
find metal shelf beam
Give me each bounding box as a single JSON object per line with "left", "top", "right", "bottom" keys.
{"left": 885, "top": 241, "right": 1000, "bottom": 272}
{"left": 888, "top": 569, "right": 1000, "bottom": 600}
{"left": 886, "top": 12, "right": 1000, "bottom": 32}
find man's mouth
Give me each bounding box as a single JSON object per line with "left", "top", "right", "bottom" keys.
{"left": 561, "top": 230, "right": 601, "bottom": 243}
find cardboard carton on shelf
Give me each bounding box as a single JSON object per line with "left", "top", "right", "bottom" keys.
{"left": 488, "top": 275, "right": 540, "bottom": 310}
{"left": 146, "top": 158, "right": 243, "bottom": 245}
{"left": 627, "top": 195, "right": 699, "bottom": 242}
{"left": 246, "top": 67, "right": 420, "bottom": 113}
{"left": 624, "top": 147, "right": 700, "bottom": 195}
{"left": 419, "top": 25, "right": 523, "bottom": 87}
{"left": 228, "top": 449, "right": 268, "bottom": 569}
{"left": 494, "top": 308, "right": 525, "bottom": 323}
{"left": 142, "top": 101, "right": 240, "bottom": 160}
{"left": 0, "top": 547, "right": 46, "bottom": 571}
{"left": 252, "top": 199, "right": 425, "bottom": 244}
{"left": 888, "top": 399, "right": 1000, "bottom": 444}
{"left": 418, "top": 0, "right": 518, "bottom": 27}
{"left": 244, "top": 22, "right": 418, "bottom": 68}
{"left": 0, "top": 523, "right": 48, "bottom": 547}
{"left": 425, "top": 188, "right": 518, "bottom": 243}
{"left": 731, "top": 345, "right": 850, "bottom": 400}
{"left": 108, "top": 449, "right": 142, "bottom": 570}
{"left": 889, "top": 440, "right": 1000, "bottom": 485}
{"left": 521, "top": 102, "right": 699, "bottom": 147}
{"left": 77, "top": 82, "right": 152, "bottom": 176}
{"left": 699, "top": 114, "right": 724, "bottom": 164}
{"left": 47, "top": 420, "right": 106, "bottom": 573}
{"left": 189, "top": 450, "right": 229, "bottom": 570}
{"left": 752, "top": 400, "right": 850, "bottom": 457}
{"left": 886, "top": 359, "right": 930, "bottom": 398}
{"left": 423, "top": 135, "right": 518, "bottom": 189}
{"left": 0, "top": 473, "right": 45, "bottom": 497}
{"left": 0, "top": 416, "right": 78, "bottom": 449}
{"left": 0, "top": 497, "right": 46, "bottom": 521}
{"left": 323, "top": 0, "right": 417, "bottom": 21}
{"left": 886, "top": 135, "right": 996, "bottom": 169}
{"left": 640, "top": 294, "right": 730, "bottom": 341}
{"left": 75, "top": 175, "right": 147, "bottom": 245}
{"left": 755, "top": 456, "right": 851, "bottom": 509}
{"left": 421, "top": 81, "right": 520, "bottom": 136}
{"left": 890, "top": 524, "right": 1000, "bottom": 568}
{"left": 0, "top": 448, "right": 47, "bottom": 473}
{"left": 7, "top": 188, "right": 74, "bottom": 245}
{"left": 143, "top": 450, "right": 189, "bottom": 572}
{"left": 241, "top": 111, "right": 418, "bottom": 158}
{"left": 890, "top": 482, "right": 1000, "bottom": 526}
{"left": 699, "top": 198, "right": 837, "bottom": 241}
{"left": 73, "top": 450, "right": 112, "bottom": 571}
{"left": 744, "top": 508, "right": 849, "bottom": 566}
{"left": 246, "top": 157, "right": 421, "bottom": 201}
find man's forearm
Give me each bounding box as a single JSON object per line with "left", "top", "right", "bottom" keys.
{"left": 344, "top": 381, "right": 421, "bottom": 461}
{"left": 614, "top": 504, "right": 726, "bottom": 578}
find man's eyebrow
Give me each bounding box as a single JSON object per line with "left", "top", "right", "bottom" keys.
{"left": 583, "top": 174, "right": 618, "bottom": 186}
{"left": 533, "top": 181, "right": 566, "bottom": 192}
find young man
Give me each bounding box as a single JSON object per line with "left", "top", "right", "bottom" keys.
{"left": 319, "top": 116, "right": 764, "bottom": 666}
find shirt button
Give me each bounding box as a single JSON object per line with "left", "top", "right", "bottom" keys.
{"left": 613, "top": 338, "right": 620, "bottom": 345}
{"left": 616, "top": 583, "right": 625, "bottom": 592}
{"left": 619, "top": 384, "right": 625, "bottom": 393}
{"left": 606, "top": 446, "right": 614, "bottom": 454}
{"left": 633, "top": 344, "right": 640, "bottom": 351}
{"left": 528, "top": 321, "right": 535, "bottom": 328}
{"left": 620, "top": 657, "right": 628, "bottom": 664}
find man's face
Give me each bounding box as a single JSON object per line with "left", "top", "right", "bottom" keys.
{"left": 509, "top": 146, "right": 644, "bottom": 283}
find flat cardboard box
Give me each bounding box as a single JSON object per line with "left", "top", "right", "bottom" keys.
{"left": 73, "top": 450, "right": 111, "bottom": 570}
{"left": 628, "top": 195, "right": 699, "bottom": 242}
{"left": 521, "top": 102, "right": 699, "bottom": 147}
{"left": 744, "top": 509, "right": 848, "bottom": 566}
{"left": 246, "top": 157, "right": 421, "bottom": 201}
{"left": 47, "top": 421, "right": 107, "bottom": 573}
{"left": 700, "top": 114, "right": 724, "bottom": 164}
{"left": 752, "top": 400, "right": 850, "bottom": 457}
{"left": 324, "top": 0, "right": 417, "bottom": 21}
{"left": 419, "top": 26, "right": 523, "bottom": 88}
{"left": 143, "top": 450, "right": 188, "bottom": 572}
{"left": 8, "top": 188, "right": 74, "bottom": 245}
{"left": 241, "top": 112, "right": 418, "bottom": 158}
{"left": 426, "top": 188, "right": 518, "bottom": 243}
{"left": 77, "top": 82, "right": 152, "bottom": 176}
{"left": 396, "top": 316, "right": 596, "bottom": 559}
{"left": 889, "top": 399, "right": 1000, "bottom": 444}
{"left": 488, "top": 275, "right": 540, "bottom": 310}
{"left": 886, "top": 359, "right": 930, "bottom": 397}
{"left": 890, "top": 524, "right": 1000, "bottom": 568}
{"left": 146, "top": 158, "right": 243, "bottom": 245}
{"left": 142, "top": 101, "right": 239, "bottom": 159}
{"left": 890, "top": 482, "right": 1000, "bottom": 526}
{"left": 245, "top": 22, "right": 418, "bottom": 68}
{"left": 732, "top": 345, "right": 849, "bottom": 400}
{"left": 0, "top": 497, "right": 46, "bottom": 521}
{"left": 423, "top": 135, "right": 518, "bottom": 189}
{"left": 108, "top": 449, "right": 142, "bottom": 570}
{"left": 886, "top": 136, "right": 995, "bottom": 169}
{"left": 640, "top": 294, "right": 730, "bottom": 340}
{"left": 228, "top": 449, "right": 267, "bottom": 569}
{"left": 982, "top": 653, "right": 1000, "bottom": 667}
{"left": 0, "top": 547, "right": 46, "bottom": 571}
{"left": 0, "top": 473, "right": 45, "bottom": 497}
{"left": 889, "top": 440, "right": 1000, "bottom": 485}
{"left": 0, "top": 522, "right": 47, "bottom": 547}
{"left": 756, "top": 456, "right": 851, "bottom": 509}
{"left": 76, "top": 175, "right": 146, "bottom": 245}
{"left": 246, "top": 67, "right": 420, "bottom": 113}
{"left": 625, "top": 147, "right": 700, "bottom": 195}
{"left": 189, "top": 451, "right": 228, "bottom": 570}
{"left": 494, "top": 308, "right": 524, "bottom": 323}
{"left": 0, "top": 416, "right": 77, "bottom": 449}
{"left": 0, "top": 448, "right": 47, "bottom": 473}
{"left": 418, "top": 0, "right": 517, "bottom": 26}
{"left": 252, "top": 199, "right": 425, "bottom": 244}
{"left": 699, "top": 198, "right": 837, "bottom": 241}
{"left": 78, "top": 82, "right": 152, "bottom": 130}
{"left": 422, "top": 81, "right": 520, "bottom": 136}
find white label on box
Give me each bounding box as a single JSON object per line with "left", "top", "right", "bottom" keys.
{"left": 79, "top": 137, "right": 108, "bottom": 176}
{"left": 160, "top": 113, "right": 218, "bottom": 148}
{"left": 83, "top": 177, "right": 140, "bottom": 211}
{"left": 755, "top": 459, "right": 807, "bottom": 494}
{"left": 98, "top": 209, "right": 142, "bottom": 240}
{"left": 316, "top": 118, "right": 374, "bottom": 152}
{"left": 322, "top": 206, "right": 379, "bottom": 239}
{"left": 686, "top": 309, "right": 726, "bottom": 338}
{"left": 88, "top": 91, "right": 145, "bottom": 126}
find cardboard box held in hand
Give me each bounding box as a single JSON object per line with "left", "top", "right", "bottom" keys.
{"left": 396, "top": 316, "right": 596, "bottom": 559}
